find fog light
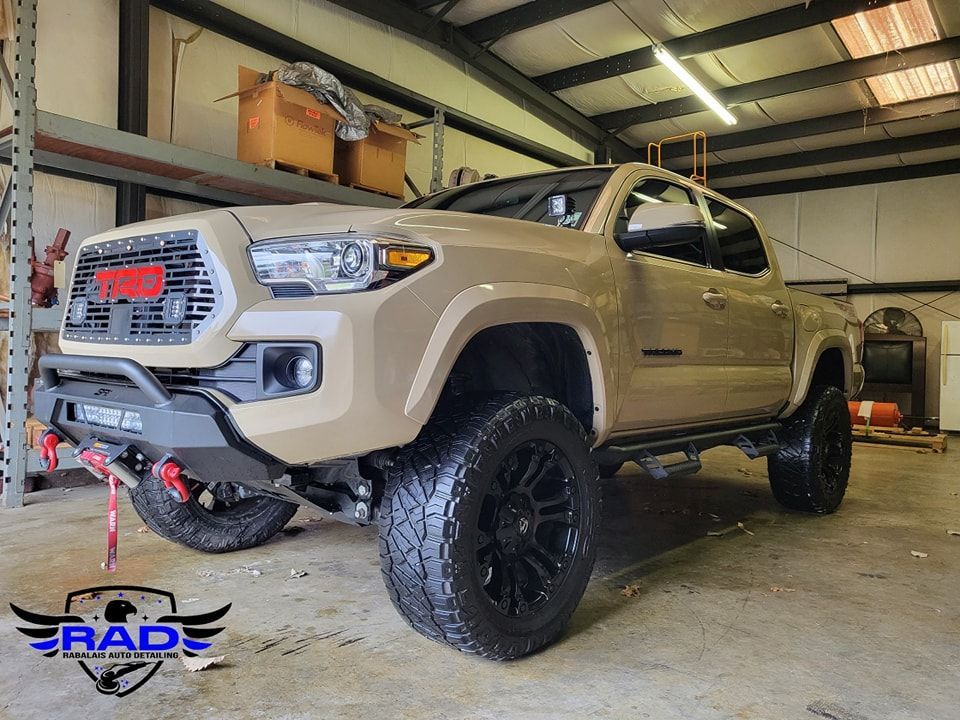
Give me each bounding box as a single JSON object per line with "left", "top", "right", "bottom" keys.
{"left": 70, "top": 297, "right": 88, "bottom": 324}
{"left": 288, "top": 355, "right": 315, "bottom": 389}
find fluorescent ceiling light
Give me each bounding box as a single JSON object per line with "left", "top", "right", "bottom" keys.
{"left": 832, "top": 0, "right": 958, "bottom": 105}
{"left": 652, "top": 45, "right": 737, "bottom": 125}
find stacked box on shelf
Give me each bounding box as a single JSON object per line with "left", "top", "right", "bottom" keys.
{"left": 335, "top": 122, "right": 420, "bottom": 199}
{"left": 224, "top": 66, "right": 345, "bottom": 177}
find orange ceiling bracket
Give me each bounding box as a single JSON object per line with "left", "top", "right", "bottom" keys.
{"left": 648, "top": 131, "right": 707, "bottom": 186}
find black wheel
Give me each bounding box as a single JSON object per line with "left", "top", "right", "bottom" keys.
{"left": 129, "top": 473, "right": 297, "bottom": 553}
{"left": 768, "top": 385, "right": 851, "bottom": 514}
{"left": 379, "top": 395, "right": 600, "bottom": 660}
{"left": 598, "top": 461, "right": 624, "bottom": 478}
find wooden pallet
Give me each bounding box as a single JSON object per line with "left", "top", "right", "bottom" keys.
{"left": 852, "top": 424, "right": 948, "bottom": 452}
{"left": 24, "top": 417, "right": 69, "bottom": 450}
{"left": 258, "top": 160, "right": 338, "bottom": 184}
{"left": 344, "top": 181, "right": 404, "bottom": 200}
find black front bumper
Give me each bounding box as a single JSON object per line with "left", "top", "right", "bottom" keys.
{"left": 34, "top": 354, "right": 285, "bottom": 489}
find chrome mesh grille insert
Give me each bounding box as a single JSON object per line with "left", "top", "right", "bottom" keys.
{"left": 62, "top": 230, "right": 221, "bottom": 344}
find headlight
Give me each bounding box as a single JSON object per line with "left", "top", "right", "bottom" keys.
{"left": 248, "top": 235, "right": 433, "bottom": 295}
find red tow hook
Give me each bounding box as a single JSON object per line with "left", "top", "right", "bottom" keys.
{"left": 38, "top": 431, "right": 62, "bottom": 472}
{"left": 152, "top": 459, "right": 191, "bottom": 503}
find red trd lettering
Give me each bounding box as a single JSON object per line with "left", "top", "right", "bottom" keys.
{"left": 138, "top": 265, "right": 165, "bottom": 297}
{"left": 95, "top": 265, "right": 165, "bottom": 300}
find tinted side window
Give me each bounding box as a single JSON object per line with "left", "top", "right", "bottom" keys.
{"left": 615, "top": 178, "right": 707, "bottom": 266}
{"left": 708, "top": 200, "right": 769, "bottom": 275}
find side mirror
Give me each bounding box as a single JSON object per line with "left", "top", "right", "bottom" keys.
{"left": 614, "top": 202, "right": 706, "bottom": 253}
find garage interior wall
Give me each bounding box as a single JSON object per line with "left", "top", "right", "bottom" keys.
{"left": 740, "top": 173, "right": 960, "bottom": 417}
{"left": 145, "top": 1, "right": 595, "bottom": 187}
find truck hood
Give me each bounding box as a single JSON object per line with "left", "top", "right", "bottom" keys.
{"left": 226, "top": 203, "right": 587, "bottom": 251}
{"left": 228, "top": 203, "right": 404, "bottom": 241}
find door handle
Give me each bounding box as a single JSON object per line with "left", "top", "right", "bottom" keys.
{"left": 702, "top": 289, "right": 727, "bottom": 310}
{"left": 771, "top": 300, "right": 790, "bottom": 318}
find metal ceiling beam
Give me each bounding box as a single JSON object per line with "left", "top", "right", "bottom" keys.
{"left": 682, "top": 127, "right": 960, "bottom": 179}
{"left": 595, "top": 36, "right": 960, "bottom": 132}
{"left": 319, "top": 0, "right": 640, "bottom": 161}
{"left": 722, "top": 158, "right": 960, "bottom": 198}
{"left": 655, "top": 94, "right": 960, "bottom": 160}
{"left": 150, "top": 0, "right": 597, "bottom": 167}
{"left": 408, "top": 0, "right": 448, "bottom": 10}
{"left": 538, "top": 0, "right": 905, "bottom": 92}
{"left": 463, "top": 1, "right": 608, "bottom": 45}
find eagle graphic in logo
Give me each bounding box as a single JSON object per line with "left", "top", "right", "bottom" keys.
{"left": 10, "top": 585, "right": 230, "bottom": 696}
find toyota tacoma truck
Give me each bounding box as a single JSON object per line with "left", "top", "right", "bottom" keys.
{"left": 34, "top": 162, "right": 864, "bottom": 660}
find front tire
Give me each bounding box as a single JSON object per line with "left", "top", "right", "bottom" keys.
{"left": 768, "top": 385, "right": 851, "bottom": 513}
{"left": 130, "top": 474, "right": 298, "bottom": 553}
{"left": 598, "top": 461, "right": 624, "bottom": 478}
{"left": 379, "top": 395, "right": 600, "bottom": 659}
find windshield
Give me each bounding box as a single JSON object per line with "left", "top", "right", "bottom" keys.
{"left": 401, "top": 167, "right": 614, "bottom": 230}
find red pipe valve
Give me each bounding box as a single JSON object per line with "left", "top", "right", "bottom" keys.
{"left": 152, "top": 459, "right": 191, "bottom": 503}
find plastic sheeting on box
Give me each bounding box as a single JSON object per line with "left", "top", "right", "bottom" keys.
{"left": 274, "top": 62, "right": 401, "bottom": 141}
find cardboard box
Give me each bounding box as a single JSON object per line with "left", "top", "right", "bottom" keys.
{"left": 223, "top": 66, "right": 345, "bottom": 176}
{"left": 335, "top": 122, "right": 420, "bottom": 198}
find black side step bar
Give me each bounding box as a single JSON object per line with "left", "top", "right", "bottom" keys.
{"left": 634, "top": 443, "right": 702, "bottom": 481}
{"left": 595, "top": 421, "right": 781, "bottom": 480}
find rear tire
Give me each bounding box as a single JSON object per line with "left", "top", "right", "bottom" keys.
{"left": 130, "top": 474, "right": 297, "bottom": 553}
{"left": 379, "top": 395, "right": 601, "bottom": 660}
{"left": 768, "top": 385, "right": 851, "bottom": 514}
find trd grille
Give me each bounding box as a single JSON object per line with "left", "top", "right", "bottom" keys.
{"left": 62, "top": 230, "right": 222, "bottom": 344}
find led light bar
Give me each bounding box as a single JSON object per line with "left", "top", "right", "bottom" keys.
{"left": 75, "top": 403, "right": 143, "bottom": 434}
{"left": 652, "top": 45, "right": 737, "bottom": 125}
{"left": 832, "top": 0, "right": 958, "bottom": 104}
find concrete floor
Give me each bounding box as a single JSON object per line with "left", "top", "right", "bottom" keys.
{"left": 1, "top": 443, "right": 958, "bottom": 719}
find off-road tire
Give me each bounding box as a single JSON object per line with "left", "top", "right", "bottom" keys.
{"left": 598, "top": 461, "right": 624, "bottom": 478}
{"left": 768, "top": 385, "right": 851, "bottom": 513}
{"left": 129, "top": 474, "right": 298, "bottom": 553}
{"left": 379, "top": 395, "right": 601, "bottom": 660}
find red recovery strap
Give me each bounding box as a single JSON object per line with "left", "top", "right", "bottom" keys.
{"left": 78, "top": 449, "right": 122, "bottom": 572}
{"left": 106, "top": 474, "right": 120, "bottom": 572}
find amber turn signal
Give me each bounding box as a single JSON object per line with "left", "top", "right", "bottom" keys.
{"left": 384, "top": 247, "right": 432, "bottom": 270}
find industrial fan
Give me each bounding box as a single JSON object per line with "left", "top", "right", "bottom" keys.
{"left": 863, "top": 307, "right": 923, "bottom": 336}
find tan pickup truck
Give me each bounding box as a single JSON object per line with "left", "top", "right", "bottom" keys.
{"left": 35, "top": 162, "right": 863, "bottom": 659}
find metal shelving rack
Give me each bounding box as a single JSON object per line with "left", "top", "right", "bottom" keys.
{"left": 0, "top": 0, "right": 566, "bottom": 508}
{"left": 2, "top": 0, "right": 39, "bottom": 506}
